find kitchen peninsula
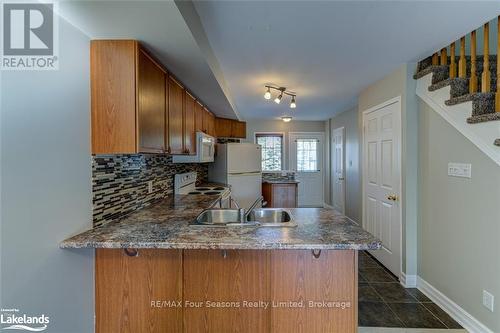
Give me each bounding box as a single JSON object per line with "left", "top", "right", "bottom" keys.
{"left": 61, "top": 193, "right": 380, "bottom": 333}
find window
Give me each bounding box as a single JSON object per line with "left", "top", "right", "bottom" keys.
{"left": 256, "top": 134, "right": 283, "bottom": 171}
{"left": 296, "top": 139, "right": 318, "bottom": 172}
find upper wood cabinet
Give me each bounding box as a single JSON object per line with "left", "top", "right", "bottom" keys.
{"left": 184, "top": 92, "right": 196, "bottom": 155}
{"left": 137, "top": 49, "right": 166, "bottom": 153}
{"left": 92, "top": 40, "right": 166, "bottom": 154}
{"left": 202, "top": 107, "right": 216, "bottom": 137}
{"left": 215, "top": 117, "right": 247, "bottom": 138}
{"left": 91, "top": 39, "right": 219, "bottom": 154}
{"left": 167, "top": 76, "right": 185, "bottom": 155}
{"left": 194, "top": 101, "right": 204, "bottom": 134}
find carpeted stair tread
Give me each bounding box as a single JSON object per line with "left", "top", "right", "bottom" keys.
{"left": 467, "top": 112, "right": 500, "bottom": 124}
{"left": 445, "top": 93, "right": 482, "bottom": 105}
{"left": 494, "top": 139, "right": 500, "bottom": 146}
{"left": 413, "top": 65, "right": 448, "bottom": 80}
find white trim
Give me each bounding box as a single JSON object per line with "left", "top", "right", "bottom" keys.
{"left": 289, "top": 132, "right": 326, "bottom": 207}
{"left": 361, "top": 96, "right": 403, "bottom": 279}
{"left": 400, "top": 272, "right": 417, "bottom": 288}
{"left": 331, "top": 126, "right": 346, "bottom": 215}
{"left": 323, "top": 203, "right": 334, "bottom": 209}
{"left": 417, "top": 276, "right": 494, "bottom": 333}
{"left": 416, "top": 73, "right": 500, "bottom": 167}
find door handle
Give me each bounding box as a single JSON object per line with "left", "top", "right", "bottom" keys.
{"left": 387, "top": 194, "right": 398, "bottom": 201}
{"left": 338, "top": 177, "right": 345, "bottom": 180}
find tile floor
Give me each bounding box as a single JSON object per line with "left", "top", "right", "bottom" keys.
{"left": 358, "top": 251, "right": 463, "bottom": 330}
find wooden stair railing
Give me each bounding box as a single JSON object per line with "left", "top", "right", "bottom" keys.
{"left": 458, "top": 36, "right": 466, "bottom": 78}
{"left": 482, "top": 22, "right": 491, "bottom": 93}
{"left": 470, "top": 30, "right": 478, "bottom": 93}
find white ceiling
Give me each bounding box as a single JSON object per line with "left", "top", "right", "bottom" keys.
{"left": 192, "top": 1, "right": 500, "bottom": 120}
{"left": 58, "top": 1, "right": 500, "bottom": 122}
{"left": 58, "top": 0, "right": 238, "bottom": 119}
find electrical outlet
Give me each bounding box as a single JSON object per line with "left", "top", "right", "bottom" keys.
{"left": 148, "top": 180, "right": 153, "bottom": 194}
{"left": 483, "top": 290, "right": 494, "bottom": 312}
{"left": 448, "top": 163, "right": 472, "bottom": 178}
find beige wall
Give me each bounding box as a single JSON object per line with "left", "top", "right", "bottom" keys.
{"left": 419, "top": 100, "right": 500, "bottom": 332}
{"left": 358, "top": 63, "right": 419, "bottom": 276}
{"left": 328, "top": 107, "right": 362, "bottom": 223}
{"left": 244, "top": 119, "right": 326, "bottom": 170}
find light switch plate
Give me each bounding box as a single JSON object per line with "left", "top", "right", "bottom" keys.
{"left": 448, "top": 163, "right": 472, "bottom": 178}
{"left": 483, "top": 290, "right": 494, "bottom": 312}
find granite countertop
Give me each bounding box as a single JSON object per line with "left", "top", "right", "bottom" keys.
{"left": 262, "top": 180, "right": 300, "bottom": 184}
{"left": 60, "top": 194, "right": 380, "bottom": 250}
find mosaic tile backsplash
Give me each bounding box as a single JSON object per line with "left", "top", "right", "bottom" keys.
{"left": 262, "top": 171, "right": 296, "bottom": 182}
{"left": 92, "top": 154, "right": 208, "bottom": 227}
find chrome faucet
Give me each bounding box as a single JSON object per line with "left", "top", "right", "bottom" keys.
{"left": 244, "top": 196, "right": 264, "bottom": 221}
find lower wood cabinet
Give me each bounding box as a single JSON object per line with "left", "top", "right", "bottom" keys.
{"left": 95, "top": 249, "right": 357, "bottom": 333}
{"left": 95, "top": 249, "right": 182, "bottom": 333}
{"left": 262, "top": 182, "right": 298, "bottom": 208}
{"left": 183, "top": 250, "right": 270, "bottom": 332}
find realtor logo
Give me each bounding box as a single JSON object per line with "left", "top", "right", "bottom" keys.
{"left": 1, "top": 2, "right": 58, "bottom": 70}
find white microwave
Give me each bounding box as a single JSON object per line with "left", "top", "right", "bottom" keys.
{"left": 172, "top": 132, "right": 215, "bottom": 163}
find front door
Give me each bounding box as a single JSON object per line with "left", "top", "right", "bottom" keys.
{"left": 332, "top": 127, "right": 345, "bottom": 214}
{"left": 290, "top": 132, "right": 324, "bottom": 207}
{"left": 362, "top": 98, "right": 402, "bottom": 277}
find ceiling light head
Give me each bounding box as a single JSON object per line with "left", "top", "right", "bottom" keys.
{"left": 264, "top": 87, "right": 271, "bottom": 100}
{"left": 274, "top": 92, "right": 283, "bottom": 104}
{"left": 290, "top": 96, "right": 296, "bottom": 109}
{"left": 281, "top": 116, "right": 292, "bottom": 122}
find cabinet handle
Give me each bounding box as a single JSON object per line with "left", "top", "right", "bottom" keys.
{"left": 167, "top": 146, "right": 171, "bottom": 154}
{"left": 221, "top": 250, "right": 228, "bottom": 259}
{"left": 124, "top": 248, "right": 139, "bottom": 257}
{"left": 312, "top": 249, "right": 321, "bottom": 259}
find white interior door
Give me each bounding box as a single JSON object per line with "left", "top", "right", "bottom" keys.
{"left": 290, "top": 133, "right": 324, "bottom": 207}
{"left": 362, "top": 98, "right": 401, "bottom": 277}
{"left": 332, "top": 127, "right": 345, "bottom": 214}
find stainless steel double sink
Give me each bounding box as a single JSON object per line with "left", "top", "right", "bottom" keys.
{"left": 191, "top": 208, "right": 297, "bottom": 228}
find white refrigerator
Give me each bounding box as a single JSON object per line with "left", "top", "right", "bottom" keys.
{"left": 208, "top": 143, "right": 262, "bottom": 209}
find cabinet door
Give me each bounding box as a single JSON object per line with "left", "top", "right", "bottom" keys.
{"left": 184, "top": 92, "right": 196, "bottom": 155}
{"left": 272, "top": 184, "right": 297, "bottom": 208}
{"left": 184, "top": 250, "right": 270, "bottom": 332}
{"left": 137, "top": 49, "right": 166, "bottom": 153}
{"left": 168, "top": 76, "right": 185, "bottom": 154}
{"left": 96, "top": 249, "right": 182, "bottom": 333}
{"left": 231, "top": 121, "right": 247, "bottom": 138}
{"left": 271, "top": 250, "right": 357, "bottom": 333}
{"left": 202, "top": 107, "right": 210, "bottom": 134}
{"left": 208, "top": 111, "right": 216, "bottom": 137}
{"left": 91, "top": 40, "right": 137, "bottom": 154}
{"left": 195, "top": 101, "right": 204, "bottom": 134}
{"left": 215, "top": 118, "right": 232, "bottom": 138}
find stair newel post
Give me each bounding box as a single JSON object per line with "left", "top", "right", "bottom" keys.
{"left": 482, "top": 22, "right": 491, "bottom": 93}
{"left": 459, "top": 37, "right": 466, "bottom": 78}
{"left": 496, "top": 16, "right": 500, "bottom": 112}
{"left": 470, "top": 30, "right": 478, "bottom": 93}
{"left": 449, "top": 42, "right": 457, "bottom": 78}
{"left": 440, "top": 47, "right": 448, "bottom": 66}
{"left": 432, "top": 52, "right": 439, "bottom": 66}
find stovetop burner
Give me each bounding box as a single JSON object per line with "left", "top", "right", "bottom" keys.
{"left": 204, "top": 191, "right": 222, "bottom": 195}
{"left": 196, "top": 187, "right": 211, "bottom": 191}
{"left": 212, "top": 187, "right": 225, "bottom": 190}
{"left": 188, "top": 191, "right": 202, "bottom": 194}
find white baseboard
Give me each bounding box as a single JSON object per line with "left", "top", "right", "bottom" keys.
{"left": 323, "top": 203, "right": 334, "bottom": 209}
{"left": 400, "top": 272, "right": 417, "bottom": 288}
{"left": 417, "top": 276, "right": 493, "bottom": 333}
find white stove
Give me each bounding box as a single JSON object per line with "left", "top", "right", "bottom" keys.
{"left": 174, "top": 172, "right": 230, "bottom": 198}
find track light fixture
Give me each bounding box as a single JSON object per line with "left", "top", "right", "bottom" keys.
{"left": 281, "top": 116, "right": 292, "bottom": 122}
{"left": 264, "top": 87, "right": 271, "bottom": 100}
{"left": 264, "top": 85, "right": 297, "bottom": 109}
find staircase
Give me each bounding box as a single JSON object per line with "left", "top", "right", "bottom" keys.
{"left": 414, "top": 17, "right": 500, "bottom": 163}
